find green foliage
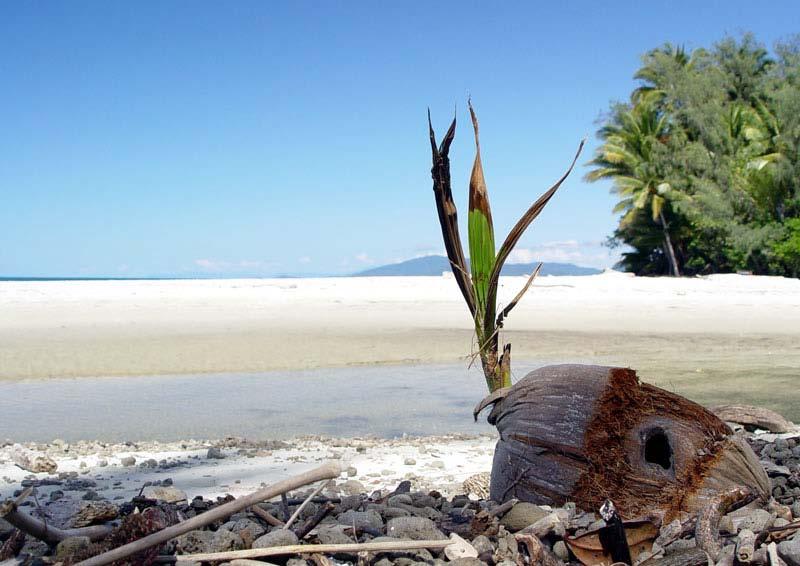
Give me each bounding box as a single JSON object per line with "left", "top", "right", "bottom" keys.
{"left": 587, "top": 34, "right": 800, "bottom": 277}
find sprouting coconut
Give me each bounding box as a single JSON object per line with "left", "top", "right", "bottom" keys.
{"left": 427, "top": 103, "right": 769, "bottom": 519}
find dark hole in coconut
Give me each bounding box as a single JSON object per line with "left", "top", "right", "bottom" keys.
{"left": 644, "top": 428, "right": 673, "bottom": 470}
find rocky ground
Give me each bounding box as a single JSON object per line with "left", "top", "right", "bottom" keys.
{"left": 1, "top": 427, "right": 799, "bottom": 566}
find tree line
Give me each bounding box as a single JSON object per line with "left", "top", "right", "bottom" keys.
{"left": 586, "top": 34, "right": 800, "bottom": 277}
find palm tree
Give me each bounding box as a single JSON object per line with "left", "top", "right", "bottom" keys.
{"left": 586, "top": 94, "right": 681, "bottom": 276}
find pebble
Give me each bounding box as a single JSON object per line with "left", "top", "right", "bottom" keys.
{"left": 500, "top": 502, "right": 550, "bottom": 531}
{"left": 337, "top": 509, "right": 384, "bottom": 530}
{"left": 54, "top": 536, "right": 91, "bottom": 562}
{"left": 553, "top": 540, "right": 570, "bottom": 560}
{"left": 253, "top": 529, "right": 299, "bottom": 549}
{"left": 404, "top": 457, "right": 417, "bottom": 465}
{"left": 386, "top": 516, "right": 446, "bottom": 540}
{"left": 778, "top": 538, "right": 800, "bottom": 566}
{"left": 142, "top": 485, "right": 188, "bottom": 503}
{"left": 206, "top": 447, "right": 225, "bottom": 459}
{"left": 120, "top": 456, "right": 136, "bottom": 467}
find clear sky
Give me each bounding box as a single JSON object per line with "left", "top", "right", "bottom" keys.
{"left": 2, "top": 1, "right": 799, "bottom": 277}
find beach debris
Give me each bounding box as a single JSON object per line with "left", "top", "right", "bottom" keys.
{"left": 566, "top": 514, "right": 657, "bottom": 566}
{"left": 8, "top": 444, "right": 57, "bottom": 474}
{"left": 72, "top": 461, "right": 342, "bottom": 566}
{"left": 0, "top": 427, "right": 797, "bottom": 565}
{"left": 711, "top": 404, "right": 795, "bottom": 434}
{"left": 72, "top": 500, "right": 119, "bottom": 527}
{"left": 478, "top": 364, "right": 771, "bottom": 519}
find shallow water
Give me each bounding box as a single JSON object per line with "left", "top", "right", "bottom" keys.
{"left": 1, "top": 348, "right": 798, "bottom": 443}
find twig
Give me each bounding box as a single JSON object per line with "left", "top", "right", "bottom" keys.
{"left": 293, "top": 502, "right": 335, "bottom": 540}
{"left": 169, "top": 538, "right": 454, "bottom": 562}
{"left": 74, "top": 461, "right": 342, "bottom": 566}
{"left": 0, "top": 487, "right": 112, "bottom": 544}
{"left": 250, "top": 505, "right": 284, "bottom": 527}
{"left": 488, "top": 498, "right": 518, "bottom": 518}
{"left": 280, "top": 493, "right": 291, "bottom": 522}
{"left": 284, "top": 480, "right": 331, "bottom": 530}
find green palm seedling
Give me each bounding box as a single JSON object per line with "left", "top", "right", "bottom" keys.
{"left": 428, "top": 102, "right": 584, "bottom": 393}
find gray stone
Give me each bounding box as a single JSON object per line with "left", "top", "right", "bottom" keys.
{"left": 207, "top": 447, "right": 225, "bottom": 459}
{"left": 404, "top": 457, "right": 417, "bottom": 465}
{"left": 388, "top": 494, "right": 414, "bottom": 506}
{"left": 382, "top": 506, "right": 412, "bottom": 519}
{"left": 346, "top": 466, "right": 357, "bottom": 477}
{"left": 553, "top": 540, "right": 570, "bottom": 561}
{"left": 337, "top": 509, "right": 384, "bottom": 530}
{"left": 55, "top": 536, "right": 91, "bottom": 562}
{"left": 286, "top": 560, "right": 309, "bottom": 566}
{"left": 409, "top": 492, "right": 438, "bottom": 508}
{"left": 500, "top": 502, "right": 550, "bottom": 532}
{"left": 778, "top": 538, "right": 800, "bottom": 566}
{"left": 471, "top": 535, "right": 494, "bottom": 555}
{"left": 792, "top": 501, "right": 800, "bottom": 520}
{"left": 176, "top": 530, "right": 215, "bottom": 554}
{"left": 9, "top": 444, "right": 57, "bottom": 473}
{"left": 314, "top": 524, "right": 353, "bottom": 545}
{"left": 142, "top": 485, "right": 188, "bottom": 503}
{"left": 339, "top": 479, "right": 366, "bottom": 496}
{"left": 339, "top": 494, "right": 362, "bottom": 512}
{"left": 449, "top": 559, "right": 485, "bottom": 566}
{"left": 120, "top": 456, "right": 136, "bottom": 467}
{"left": 222, "top": 518, "right": 266, "bottom": 542}
{"left": 210, "top": 528, "right": 244, "bottom": 552}
{"left": 253, "top": 529, "right": 299, "bottom": 548}
{"left": 728, "top": 508, "right": 774, "bottom": 533}
{"left": 386, "top": 516, "right": 446, "bottom": 540}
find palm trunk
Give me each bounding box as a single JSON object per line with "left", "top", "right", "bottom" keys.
{"left": 659, "top": 211, "right": 680, "bottom": 277}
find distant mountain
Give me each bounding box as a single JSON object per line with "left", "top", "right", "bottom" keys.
{"left": 354, "top": 255, "right": 601, "bottom": 277}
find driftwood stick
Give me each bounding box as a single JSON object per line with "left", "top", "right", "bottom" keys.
{"left": 489, "top": 498, "right": 518, "bottom": 518}
{"left": 250, "top": 505, "right": 284, "bottom": 527}
{"left": 736, "top": 529, "right": 756, "bottom": 563}
{"left": 284, "top": 480, "right": 331, "bottom": 530}
{"left": 695, "top": 486, "right": 754, "bottom": 562}
{"left": 281, "top": 493, "right": 291, "bottom": 522}
{"left": 294, "top": 502, "right": 335, "bottom": 540}
{"left": 514, "top": 533, "right": 561, "bottom": 566}
{"left": 170, "top": 538, "right": 454, "bottom": 563}
{"left": 0, "top": 488, "right": 112, "bottom": 544}
{"left": 74, "top": 461, "right": 342, "bottom": 566}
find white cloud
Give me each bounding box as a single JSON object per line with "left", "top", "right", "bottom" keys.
{"left": 193, "top": 259, "right": 272, "bottom": 272}
{"left": 355, "top": 252, "right": 373, "bottom": 264}
{"left": 298, "top": 256, "right": 312, "bottom": 264}
{"left": 506, "top": 240, "right": 619, "bottom": 269}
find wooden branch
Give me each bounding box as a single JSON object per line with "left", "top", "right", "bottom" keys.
{"left": 284, "top": 480, "right": 331, "bottom": 530}
{"left": 710, "top": 404, "right": 793, "bottom": 433}
{"left": 74, "top": 461, "right": 342, "bottom": 566}
{"left": 736, "top": 529, "right": 756, "bottom": 563}
{"left": 249, "top": 505, "right": 284, "bottom": 527}
{"left": 488, "top": 498, "right": 518, "bottom": 518}
{"left": 293, "top": 502, "right": 335, "bottom": 540}
{"left": 695, "top": 486, "right": 754, "bottom": 562}
{"left": 170, "top": 538, "right": 454, "bottom": 563}
{"left": 0, "top": 488, "right": 112, "bottom": 544}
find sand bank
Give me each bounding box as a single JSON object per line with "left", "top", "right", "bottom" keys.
{"left": 1, "top": 272, "right": 798, "bottom": 381}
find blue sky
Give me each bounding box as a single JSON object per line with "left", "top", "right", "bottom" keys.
{"left": 2, "top": 1, "right": 798, "bottom": 277}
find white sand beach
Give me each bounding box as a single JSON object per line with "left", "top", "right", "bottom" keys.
{"left": 1, "top": 272, "right": 798, "bottom": 381}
